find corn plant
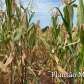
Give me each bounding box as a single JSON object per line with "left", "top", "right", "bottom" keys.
{"left": 77, "top": 0, "right": 84, "bottom": 73}
{"left": 51, "top": 11, "right": 60, "bottom": 45}
{"left": 56, "top": 0, "right": 77, "bottom": 42}
{"left": 55, "top": 0, "right": 77, "bottom": 61}
{"left": 77, "top": 0, "right": 84, "bottom": 71}
{"left": 77, "top": 0, "right": 84, "bottom": 25}
{"left": 0, "top": 0, "right": 36, "bottom": 84}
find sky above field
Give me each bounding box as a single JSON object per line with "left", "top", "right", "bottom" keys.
{"left": 20, "top": 0, "right": 79, "bottom": 27}
{"left": 21, "top": 0, "right": 63, "bottom": 27}
{"left": 0, "top": 0, "right": 79, "bottom": 27}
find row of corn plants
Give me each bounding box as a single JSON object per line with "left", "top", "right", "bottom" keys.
{"left": 0, "top": 0, "right": 84, "bottom": 84}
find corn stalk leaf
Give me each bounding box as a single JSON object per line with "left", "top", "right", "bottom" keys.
{"left": 5, "top": 0, "right": 12, "bottom": 21}
{"left": 78, "top": 0, "right": 84, "bottom": 24}
{"left": 56, "top": 7, "right": 72, "bottom": 41}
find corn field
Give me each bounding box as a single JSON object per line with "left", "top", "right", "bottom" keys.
{"left": 0, "top": 0, "right": 84, "bottom": 84}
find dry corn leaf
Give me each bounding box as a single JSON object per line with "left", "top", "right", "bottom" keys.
{"left": 22, "top": 50, "right": 26, "bottom": 65}
{"left": 0, "top": 62, "right": 5, "bottom": 70}
{"left": 4, "top": 53, "right": 13, "bottom": 67}
{"left": 57, "top": 65, "right": 68, "bottom": 74}
{"left": 54, "top": 56, "right": 59, "bottom": 64}
{"left": 51, "top": 54, "right": 59, "bottom": 64}
{"left": 27, "top": 66, "right": 36, "bottom": 76}
{"left": 0, "top": 62, "right": 9, "bottom": 72}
